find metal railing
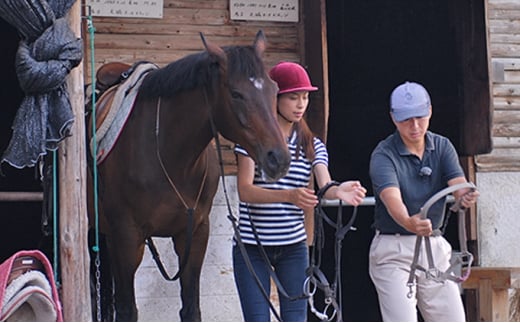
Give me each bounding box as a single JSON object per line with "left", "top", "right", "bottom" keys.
{"left": 320, "top": 195, "right": 455, "bottom": 207}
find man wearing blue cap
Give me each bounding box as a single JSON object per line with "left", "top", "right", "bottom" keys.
{"left": 368, "top": 81, "right": 479, "bottom": 321}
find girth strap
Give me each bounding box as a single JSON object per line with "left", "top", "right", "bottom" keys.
{"left": 406, "top": 182, "right": 476, "bottom": 298}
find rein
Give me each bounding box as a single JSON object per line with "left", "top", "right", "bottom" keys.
{"left": 201, "top": 86, "right": 285, "bottom": 321}
{"left": 147, "top": 97, "right": 209, "bottom": 281}
{"left": 406, "top": 182, "right": 476, "bottom": 298}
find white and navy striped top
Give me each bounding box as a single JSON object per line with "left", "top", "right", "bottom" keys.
{"left": 234, "top": 131, "right": 329, "bottom": 246}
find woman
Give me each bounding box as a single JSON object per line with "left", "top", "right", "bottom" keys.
{"left": 232, "top": 61, "right": 367, "bottom": 321}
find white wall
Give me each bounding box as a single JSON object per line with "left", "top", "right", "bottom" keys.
{"left": 476, "top": 172, "right": 520, "bottom": 267}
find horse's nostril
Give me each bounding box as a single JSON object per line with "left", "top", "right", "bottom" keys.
{"left": 265, "top": 150, "right": 290, "bottom": 180}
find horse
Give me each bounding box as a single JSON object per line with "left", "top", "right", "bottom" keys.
{"left": 86, "top": 30, "right": 291, "bottom": 321}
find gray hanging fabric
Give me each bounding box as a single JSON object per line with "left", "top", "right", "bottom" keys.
{"left": 0, "top": 0, "right": 82, "bottom": 168}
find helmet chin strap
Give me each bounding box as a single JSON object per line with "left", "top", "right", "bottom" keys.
{"left": 277, "top": 110, "right": 293, "bottom": 124}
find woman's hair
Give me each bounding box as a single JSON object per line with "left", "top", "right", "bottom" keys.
{"left": 293, "top": 117, "right": 315, "bottom": 161}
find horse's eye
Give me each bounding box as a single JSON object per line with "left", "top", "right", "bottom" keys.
{"left": 231, "top": 90, "right": 243, "bottom": 100}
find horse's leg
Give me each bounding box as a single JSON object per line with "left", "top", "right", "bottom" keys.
{"left": 174, "top": 218, "right": 210, "bottom": 321}
{"left": 106, "top": 227, "right": 145, "bottom": 322}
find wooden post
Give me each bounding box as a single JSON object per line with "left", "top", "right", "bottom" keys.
{"left": 463, "top": 267, "right": 520, "bottom": 321}
{"left": 59, "top": 1, "right": 92, "bottom": 321}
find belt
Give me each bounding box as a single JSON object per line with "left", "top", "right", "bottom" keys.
{"left": 377, "top": 230, "right": 412, "bottom": 236}
{"left": 376, "top": 229, "right": 442, "bottom": 236}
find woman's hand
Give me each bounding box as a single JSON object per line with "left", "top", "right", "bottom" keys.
{"left": 335, "top": 181, "right": 367, "bottom": 206}
{"left": 289, "top": 187, "right": 319, "bottom": 210}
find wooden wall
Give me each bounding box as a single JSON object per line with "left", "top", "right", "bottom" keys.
{"left": 83, "top": 0, "right": 303, "bottom": 175}
{"left": 476, "top": 0, "right": 520, "bottom": 172}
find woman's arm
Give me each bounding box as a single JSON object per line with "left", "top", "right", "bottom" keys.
{"left": 236, "top": 154, "right": 318, "bottom": 210}
{"left": 313, "top": 163, "right": 366, "bottom": 206}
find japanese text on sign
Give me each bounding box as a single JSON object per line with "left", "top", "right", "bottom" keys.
{"left": 230, "top": 0, "right": 298, "bottom": 22}
{"left": 85, "top": 0, "right": 163, "bottom": 18}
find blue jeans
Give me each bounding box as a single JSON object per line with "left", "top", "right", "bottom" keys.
{"left": 233, "top": 241, "right": 309, "bottom": 322}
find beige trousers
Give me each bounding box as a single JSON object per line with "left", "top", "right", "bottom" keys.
{"left": 369, "top": 232, "right": 465, "bottom": 322}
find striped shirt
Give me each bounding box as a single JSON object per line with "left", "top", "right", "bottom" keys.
{"left": 234, "top": 131, "right": 328, "bottom": 246}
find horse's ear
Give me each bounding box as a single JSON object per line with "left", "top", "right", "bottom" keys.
{"left": 200, "top": 32, "right": 226, "bottom": 63}
{"left": 253, "top": 30, "right": 266, "bottom": 58}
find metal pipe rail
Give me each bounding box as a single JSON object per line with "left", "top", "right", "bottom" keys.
{"left": 320, "top": 195, "right": 455, "bottom": 207}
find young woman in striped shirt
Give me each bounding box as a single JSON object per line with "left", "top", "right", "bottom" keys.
{"left": 233, "top": 61, "right": 367, "bottom": 321}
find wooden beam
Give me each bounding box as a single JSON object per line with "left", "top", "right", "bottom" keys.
{"left": 0, "top": 192, "right": 43, "bottom": 201}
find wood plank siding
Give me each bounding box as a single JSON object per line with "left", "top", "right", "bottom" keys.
{"left": 477, "top": 0, "right": 520, "bottom": 171}
{"left": 83, "top": 0, "right": 302, "bottom": 175}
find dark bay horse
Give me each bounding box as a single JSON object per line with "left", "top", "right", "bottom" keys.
{"left": 87, "top": 31, "right": 290, "bottom": 321}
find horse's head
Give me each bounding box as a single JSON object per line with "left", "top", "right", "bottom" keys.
{"left": 201, "top": 31, "right": 290, "bottom": 181}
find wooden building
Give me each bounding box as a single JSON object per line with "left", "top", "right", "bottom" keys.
{"left": 0, "top": 0, "right": 519, "bottom": 321}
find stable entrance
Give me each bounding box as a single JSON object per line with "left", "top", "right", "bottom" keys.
{"left": 315, "top": 0, "right": 491, "bottom": 321}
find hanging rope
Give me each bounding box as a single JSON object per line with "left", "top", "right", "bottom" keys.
{"left": 84, "top": 6, "right": 103, "bottom": 322}
{"left": 52, "top": 150, "right": 59, "bottom": 285}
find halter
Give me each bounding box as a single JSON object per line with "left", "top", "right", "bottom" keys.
{"left": 406, "top": 182, "right": 476, "bottom": 298}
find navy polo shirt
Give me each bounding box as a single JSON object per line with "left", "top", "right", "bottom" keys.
{"left": 369, "top": 131, "right": 465, "bottom": 235}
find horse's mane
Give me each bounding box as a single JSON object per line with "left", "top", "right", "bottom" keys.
{"left": 138, "top": 44, "right": 266, "bottom": 99}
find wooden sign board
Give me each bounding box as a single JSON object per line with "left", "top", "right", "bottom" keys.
{"left": 230, "top": 0, "right": 298, "bottom": 22}
{"left": 85, "top": 0, "right": 163, "bottom": 18}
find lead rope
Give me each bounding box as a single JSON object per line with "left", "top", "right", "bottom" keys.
{"left": 83, "top": 6, "right": 103, "bottom": 321}
{"left": 201, "top": 84, "right": 286, "bottom": 321}
{"left": 406, "top": 182, "right": 476, "bottom": 298}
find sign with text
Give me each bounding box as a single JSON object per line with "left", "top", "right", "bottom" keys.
{"left": 86, "top": 0, "right": 163, "bottom": 18}
{"left": 230, "top": 0, "right": 298, "bottom": 22}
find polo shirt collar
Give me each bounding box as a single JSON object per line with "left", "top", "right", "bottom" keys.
{"left": 393, "top": 130, "right": 435, "bottom": 156}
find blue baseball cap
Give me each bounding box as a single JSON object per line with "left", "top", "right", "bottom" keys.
{"left": 390, "top": 81, "right": 431, "bottom": 122}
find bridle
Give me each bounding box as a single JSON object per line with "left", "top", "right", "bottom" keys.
{"left": 308, "top": 181, "right": 359, "bottom": 321}
{"left": 406, "top": 182, "right": 476, "bottom": 298}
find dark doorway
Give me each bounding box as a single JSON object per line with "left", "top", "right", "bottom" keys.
{"left": 0, "top": 18, "right": 49, "bottom": 263}
{"left": 319, "top": 0, "right": 490, "bottom": 321}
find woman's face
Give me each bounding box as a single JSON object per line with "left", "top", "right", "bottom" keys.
{"left": 277, "top": 91, "right": 309, "bottom": 123}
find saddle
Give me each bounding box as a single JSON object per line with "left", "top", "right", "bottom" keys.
{"left": 86, "top": 62, "right": 132, "bottom": 138}
{"left": 0, "top": 250, "right": 62, "bottom": 322}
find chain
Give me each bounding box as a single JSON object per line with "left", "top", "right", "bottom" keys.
{"left": 95, "top": 254, "right": 102, "bottom": 322}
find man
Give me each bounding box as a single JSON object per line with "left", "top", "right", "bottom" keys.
{"left": 369, "top": 81, "right": 479, "bottom": 321}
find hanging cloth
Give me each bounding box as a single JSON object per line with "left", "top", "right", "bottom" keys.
{"left": 0, "top": 0, "right": 82, "bottom": 169}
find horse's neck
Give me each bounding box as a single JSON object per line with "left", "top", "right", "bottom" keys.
{"left": 156, "top": 95, "right": 214, "bottom": 167}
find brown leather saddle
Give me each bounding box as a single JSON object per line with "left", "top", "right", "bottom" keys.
{"left": 87, "top": 62, "right": 131, "bottom": 138}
